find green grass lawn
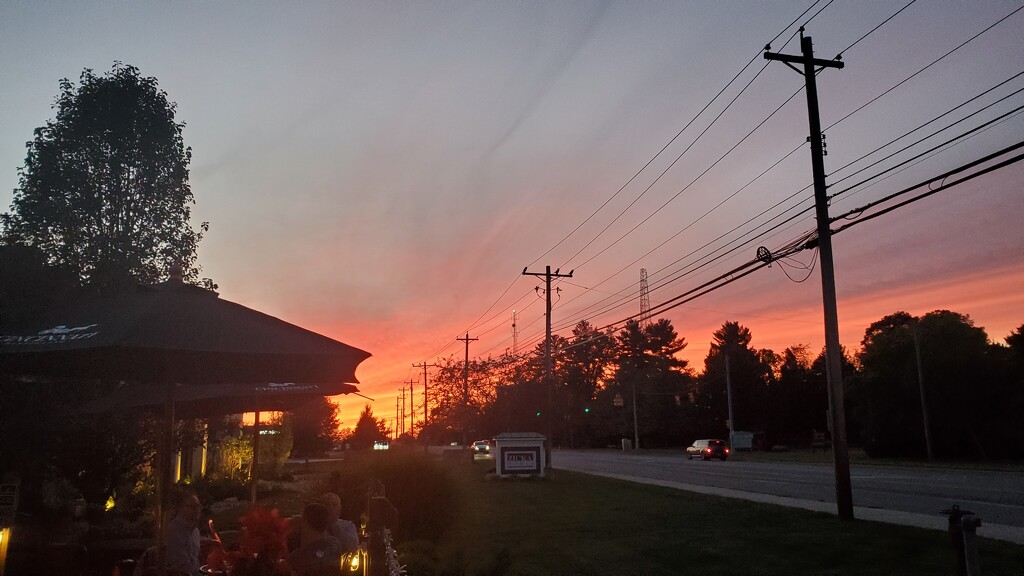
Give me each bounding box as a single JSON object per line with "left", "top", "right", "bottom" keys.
{"left": 205, "top": 454, "right": 1022, "bottom": 575}
{"left": 428, "top": 459, "right": 1023, "bottom": 576}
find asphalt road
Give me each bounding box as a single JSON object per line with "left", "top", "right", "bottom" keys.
{"left": 550, "top": 449, "right": 1024, "bottom": 542}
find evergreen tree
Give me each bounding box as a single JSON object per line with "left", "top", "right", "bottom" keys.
{"left": 609, "top": 319, "right": 690, "bottom": 448}
{"left": 347, "top": 404, "right": 390, "bottom": 450}
{"left": 697, "top": 322, "right": 775, "bottom": 436}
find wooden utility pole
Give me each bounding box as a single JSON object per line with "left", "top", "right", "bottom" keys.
{"left": 412, "top": 362, "right": 439, "bottom": 428}
{"left": 910, "top": 321, "right": 934, "bottom": 461}
{"left": 405, "top": 378, "right": 417, "bottom": 437}
{"left": 765, "top": 31, "right": 853, "bottom": 520}
{"left": 725, "top": 354, "right": 735, "bottom": 445}
{"left": 457, "top": 333, "right": 478, "bottom": 446}
{"left": 522, "top": 266, "right": 573, "bottom": 468}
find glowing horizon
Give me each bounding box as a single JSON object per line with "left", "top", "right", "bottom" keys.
{"left": 1, "top": 2, "right": 1021, "bottom": 430}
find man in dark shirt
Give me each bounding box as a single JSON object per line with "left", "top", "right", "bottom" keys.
{"left": 284, "top": 503, "right": 342, "bottom": 576}
{"left": 166, "top": 493, "right": 202, "bottom": 576}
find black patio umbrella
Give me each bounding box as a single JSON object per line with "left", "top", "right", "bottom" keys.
{"left": 77, "top": 380, "right": 361, "bottom": 419}
{"left": 0, "top": 273, "right": 371, "bottom": 569}
{"left": 0, "top": 276, "right": 370, "bottom": 384}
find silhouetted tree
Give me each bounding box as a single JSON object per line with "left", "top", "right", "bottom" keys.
{"left": 764, "top": 345, "right": 820, "bottom": 446}
{"left": 855, "top": 310, "right": 992, "bottom": 458}
{"left": 287, "top": 397, "right": 341, "bottom": 458}
{"left": 346, "top": 405, "right": 389, "bottom": 450}
{"left": 985, "top": 326, "right": 1024, "bottom": 457}
{"left": 425, "top": 354, "right": 501, "bottom": 443}
{"left": 555, "top": 321, "right": 615, "bottom": 447}
{"left": 607, "top": 319, "right": 690, "bottom": 448}
{"left": 807, "top": 345, "right": 857, "bottom": 443}
{"left": 696, "top": 322, "right": 775, "bottom": 437}
{"left": 1006, "top": 325, "right": 1024, "bottom": 359}
{"left": 1, "top": 63, "right": 211, "bottom": 292}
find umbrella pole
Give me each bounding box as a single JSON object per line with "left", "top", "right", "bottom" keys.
{"left": 157, "top": 380, "right": 175, "bottom": 576}
{"left": 250, "top": 410, "right": 260, "bottom": 508}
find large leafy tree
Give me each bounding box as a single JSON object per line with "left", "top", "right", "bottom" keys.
{"left": 286, "top": 397, "right": 342, "bottom": 458}
{"left": 1, "top": 63, "right": 209, "bottom": 291}
{"left": 423, "top": 354, "right": 501, "bottom": 443}
{"left": 855, "top": 310, "right": 993, "bottom": 458}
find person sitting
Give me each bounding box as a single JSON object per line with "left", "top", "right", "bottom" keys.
{"left": 166, "top": 492, "right": 203, "bottom": 576}
{"left": 283, "top": 503, "right": 342, "bottom": 576}
{"left": 321, "top": 493, "right": 360, "bottom": 555}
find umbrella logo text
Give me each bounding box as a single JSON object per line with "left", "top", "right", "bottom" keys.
{"left": 1, "top": 324, "right": 100, "bottom": 345}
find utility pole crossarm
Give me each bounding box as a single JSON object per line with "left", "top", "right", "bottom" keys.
{"left": 764, "top": 50, "right": 843, "bottom": 70}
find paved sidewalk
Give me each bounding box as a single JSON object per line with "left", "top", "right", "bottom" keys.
{"left": 560, "top": 468, "right": 1024, "bottom": 545}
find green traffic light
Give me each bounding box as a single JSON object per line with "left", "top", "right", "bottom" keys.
{"left": 536, "top": 411, "right": 541, "bottom": 417}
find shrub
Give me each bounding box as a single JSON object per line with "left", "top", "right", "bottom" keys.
{"left": 321, "top": 451, "right": 459, "bottom": 543}
{"left": 192, "top": 475, "right": 250, "bottom": 503}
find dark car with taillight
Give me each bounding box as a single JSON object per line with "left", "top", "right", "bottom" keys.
{"left": 686, "top": 438, "right": 730, "bottom": 460}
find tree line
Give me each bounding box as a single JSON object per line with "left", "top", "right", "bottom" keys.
{"left": 412, "top": 313, "right": 1024, "bottom": 460}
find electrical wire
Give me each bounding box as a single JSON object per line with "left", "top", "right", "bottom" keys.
{"left": 529, "top": 0, "right": 826, "bottom": 270}
{"left": 831, "top": 140, "right": 1024, "bottom": 229}
{"left": 836, "top": 0, "right": 918, "bottom": 58}
{"left": 827, "top": 74, "right": 1024, "bottom": 195}
{"left": 426, "top": 5, "right": 1024, "bottom": 366}
{"left": 417, "top": 1, "right": 829, "bottom": 363}
{"left": 824, "top": 4, "right": 1024, "bottom": 133}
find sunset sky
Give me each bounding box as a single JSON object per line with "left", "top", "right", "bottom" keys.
{"left": 2, "top": 1, "right": 1022, "bottom": 430}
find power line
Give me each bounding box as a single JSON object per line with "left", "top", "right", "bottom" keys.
{"left": 824, "top": 4, "right": 1024, "bottom": 133}
{"left": 435, "top": 3, "right": 834, "bottom": 362}
{"left": 487, "top": 141, "right": 1023, "bottom": 362}
{"left": 530, "top": 1, "right": 826, "bottom": 270}
{"left": 609, "top": 144, "right": 1024, "bottom": 334}
{"left": 422, "top": 8, "right": 1023, "bottom": 368}
{"left": 831, "top": 140, "right": 1024, "bottom": 232}
{"left": 836, "top": 0, "right": 918, "bottom": 57}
